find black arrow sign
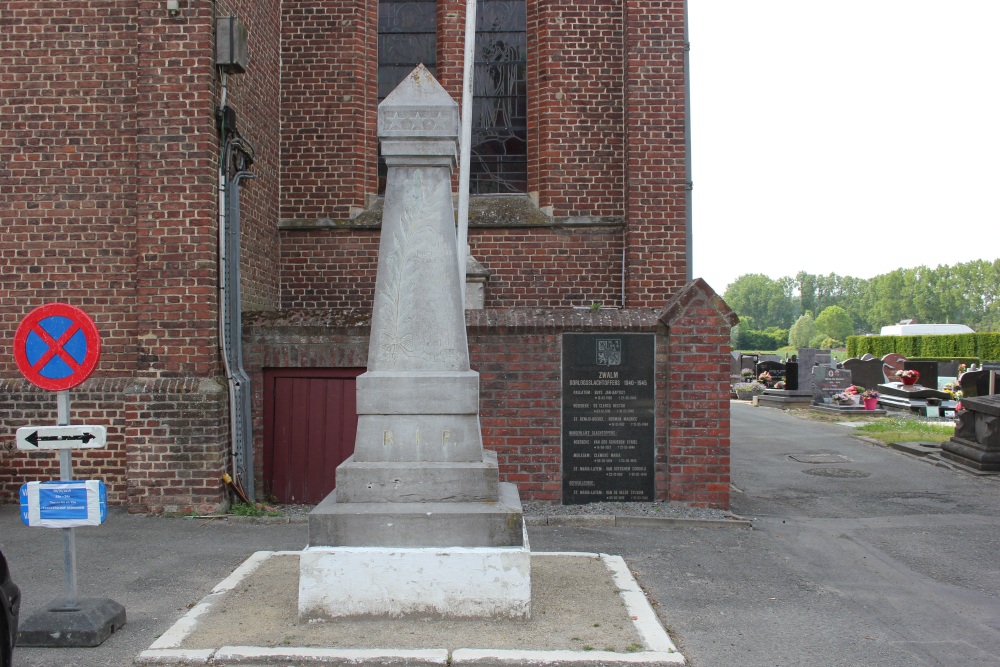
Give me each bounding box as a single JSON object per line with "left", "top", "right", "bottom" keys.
{"left": 24, "top": 431, "right": 97, "bottom": 448}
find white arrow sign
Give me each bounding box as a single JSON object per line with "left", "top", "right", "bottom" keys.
{"left": 16, "top": 425, "right": 107, "bottom": 450}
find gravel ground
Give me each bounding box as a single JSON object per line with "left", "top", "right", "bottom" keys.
{"left": 242, "top": 500, "right": 736, "bottom": 523}
{"left": 521, "top": 500, "right": 734, "bottom": 520}
{"left": 177, "top": 552, "right": 643, "bottom": 652}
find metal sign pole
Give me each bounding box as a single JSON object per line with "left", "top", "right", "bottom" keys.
{"left": 56, "top": 389, "right": 79, "bottom": 610}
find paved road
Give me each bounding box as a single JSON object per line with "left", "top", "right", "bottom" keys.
{"left": 2, "top": 402, "right": 1000, "bottom": 666}
{"left": 533, "top": 403, "right": 1000, "bottom": 666}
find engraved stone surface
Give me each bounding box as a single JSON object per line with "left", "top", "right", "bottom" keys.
{"left": 561, "top": 333, "right": 655, "bottom": 504}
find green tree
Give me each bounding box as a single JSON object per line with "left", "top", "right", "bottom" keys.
{"left": 724, "top": 274, "right": 795, "bottom": 330}
{"left": 815, "top": 305, "right": 854, "bottom": 342}
{"left": 788, "top": 312, "right": 816, "bottom": 348}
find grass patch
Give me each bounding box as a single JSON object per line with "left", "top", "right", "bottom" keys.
{"left": 853, "top": 417, "right": 954, "bottom": 444}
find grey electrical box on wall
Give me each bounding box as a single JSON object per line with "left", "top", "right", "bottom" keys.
{"left": 216, "top": 16, "right": 248, "bottom": 73}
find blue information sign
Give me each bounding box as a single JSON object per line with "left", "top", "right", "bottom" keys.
{"left": 20, "top": 480, "right": 108, "bottom": 528}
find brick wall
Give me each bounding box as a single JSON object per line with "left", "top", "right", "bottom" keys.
{"left": 281, "top": 0, "right": 378, "bottom": 222}
{"left": 1, "top": 1, "right": 282, "bottom": 513}
{"left": 1, "top": 1, "right": 140, "bottom": 376}
{"left": 472, "top": 226, "right": 624, "bottom": 309}
{"left": 0, "top": 379, "right": 128, "bottom": 505}
{"left": 529, "top": 0, "right": 626, "bottom": 217}
{"left": 135, "top": 0, "right": 220, "bottom": 377}
{"left": 0, "top": 377, "right": 229, "bottom": 514}
{"left": 245, "top": 306, "right": 736, "bottom": 508}
{"left": 123, "top": 377, "right": 230, "bottom": 514}
{"left": 279, "top": 223, "right": 624, "bottom": 311}
{"left": 280, "top": 229, "right": 382, "bottom": 310}
{"left": 219, "top": 0, "right": 283, "bottom": 311}
{"left": 659, "top": 279, "right": 738, "bottom": 508}
{"left": 624, "top": 0, "right": 689, "bottom": 307}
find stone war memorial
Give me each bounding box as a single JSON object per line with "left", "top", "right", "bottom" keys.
{"left": 299, "top": 67, "right": 530, "bottom": 620}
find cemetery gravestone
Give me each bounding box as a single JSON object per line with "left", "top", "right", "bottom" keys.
{"left": 903, "top": 361, "right": 938, "bottom": 389}
{"left": 812, "top": 366, "right": 854, "bottom": 405}
{"left": 784, "top": 361, "right": 799, "bottom": 390}
{"left": 881, "top": 353, "right": 906, "bottom": 382}
{"left": 755, "top": 360, "right": 786, "bottom": 384}
{"left": 796, "top": 349, "right": 829, "bottom": 391}
{"left": 942, "top": 393, "right": 1000, "bottom": 471}
{"left": 961, "top": 369, "right": 995, "bottom": 398}
{"left": 842, "top": 357, "right": 885, "bottom": 392}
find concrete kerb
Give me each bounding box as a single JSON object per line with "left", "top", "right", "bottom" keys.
{"left": 135, "top": 551, "right": 686, "bottom": 667}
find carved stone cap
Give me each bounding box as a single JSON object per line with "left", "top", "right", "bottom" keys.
{"left": 378, "top": 64, "right": 459, "bottom": 141}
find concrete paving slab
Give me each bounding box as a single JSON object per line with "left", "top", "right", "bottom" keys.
{"left": 136, "top": 551, "right": 684, "bottom": 667}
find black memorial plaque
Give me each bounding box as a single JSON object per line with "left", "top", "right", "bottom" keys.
{"left": 562, "top": 333, "right": 655, "bottom": 504}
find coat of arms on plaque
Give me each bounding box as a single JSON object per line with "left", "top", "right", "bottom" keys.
{"left": 596, "top": 339, "right": 622, "bottom": 366}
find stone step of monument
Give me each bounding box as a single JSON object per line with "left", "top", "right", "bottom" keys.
{"left": 308, "top": 483, "right": 525, "bottom": 548}
{"left": 335, "top": 452, "right": 500, "bottom": 503}
{"left": 353, "top": 413, "right": 486, "bottom": 463}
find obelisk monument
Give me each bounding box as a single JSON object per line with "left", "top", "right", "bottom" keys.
{"left": 299, "top": 66, "right": 530, "bottom": 619}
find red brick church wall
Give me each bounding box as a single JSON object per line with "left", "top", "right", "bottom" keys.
{"left": 0, "top": 0, "right": 283, "bottom": 513}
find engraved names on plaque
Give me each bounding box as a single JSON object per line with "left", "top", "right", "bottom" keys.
{"left": 562, "top": 333, "right": 655, "bottom": 504}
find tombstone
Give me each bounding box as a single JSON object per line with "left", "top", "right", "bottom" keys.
{"left": 739, "top": 353, "right": 759, "bottom": 373}
{"left": 842, "top": 357, "right": 885, "bottom": 392}
{"left": 796, "top": 348, "right": 829, "bottom": 390}
{"left": 755, "top": 360, "right": 786, "bottom": 384}
{"left": 938, "top": 360, "right": 962, "bottom": 378}
{"left": 299, "top": 66, "right": 529, "bottom": 621}
{"left": 903, "top": 361, "right": 938, "bottom": 389}
{"left": 812, "top": 365, "right": 855, "bottom": 406}
{"left": 960, "top": 369, "right": 993, "bottom": 398}
{"left": 941, "top": 394, "right": 1000, "bottom": 471}
{"left": 730, "top": 351, "right": 741, "bottom": 378}
{"left": 784, "top": 361, "right": 799, "bottom": 390}
{"left": 881, "top": 353, "right": 907, "bottom": 382}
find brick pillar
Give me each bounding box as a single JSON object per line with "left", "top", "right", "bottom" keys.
{"left": 624, "top": 0, "right": 688, "bottom": 307}
{"left": 658, "top": 279, "right": 738, "bottom": 509}
{"left": 281, "top": 0, "right": 378, "bottom": 221}
{"left": 529, "top": 1, "right": 626, "bottom": 218}
{"left": 130, "top": 3, "right": 225, "bottom": 511}
{"left": 437, "top": 0, "right": 467, "bottom": 99}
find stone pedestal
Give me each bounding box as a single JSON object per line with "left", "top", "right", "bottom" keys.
{"left": 300, "top": 66, "right": 529, "bottom": 621}
{"left": 942, "top": 394, "right": 1000, "bottom": 471}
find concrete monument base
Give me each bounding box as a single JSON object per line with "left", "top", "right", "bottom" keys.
{"left": 299, "top": 534, "right": 531, "bottom": 620}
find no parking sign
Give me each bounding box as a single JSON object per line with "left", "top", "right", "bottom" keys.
{"left": 13, "top": 303, "right": 101, "bottom": 391}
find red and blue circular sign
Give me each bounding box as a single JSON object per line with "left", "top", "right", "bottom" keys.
{"left": 13, "top": 303, "right": 101, "bottom": 391}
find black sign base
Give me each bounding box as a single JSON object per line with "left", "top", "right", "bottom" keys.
{"left": 17, "top": 597, "right": 126, "bottom": 647}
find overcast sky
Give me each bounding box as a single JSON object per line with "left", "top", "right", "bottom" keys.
{"left": 689, "top": 1, "right": 1000, "bottom": 294}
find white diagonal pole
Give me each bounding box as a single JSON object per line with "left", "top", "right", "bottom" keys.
{"left": 456, "top": 0, "right": 477, "bottom": 303}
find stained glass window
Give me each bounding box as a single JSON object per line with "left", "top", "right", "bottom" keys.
{"left": 378, "top": 0, "right": 437, "bottom": 192}
{"left": 471, "top": 0, "right": 527, "bottom": 194}
{"left": 376, "top": 0, "right": 527, "bottom": 195}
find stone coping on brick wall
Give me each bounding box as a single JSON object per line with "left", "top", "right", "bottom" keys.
{"left": 0, "top": 376, "right": 224, "bottom": 395}
{"left": 243, "top": 308, "right": 662, "bottom": 337}
{"left": 278, "top": 196, "right": 624, "bottom": 230}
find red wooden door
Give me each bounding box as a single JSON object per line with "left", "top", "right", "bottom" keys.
{"left": 263, "top": 368, "right": 363, "bottom": 504}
